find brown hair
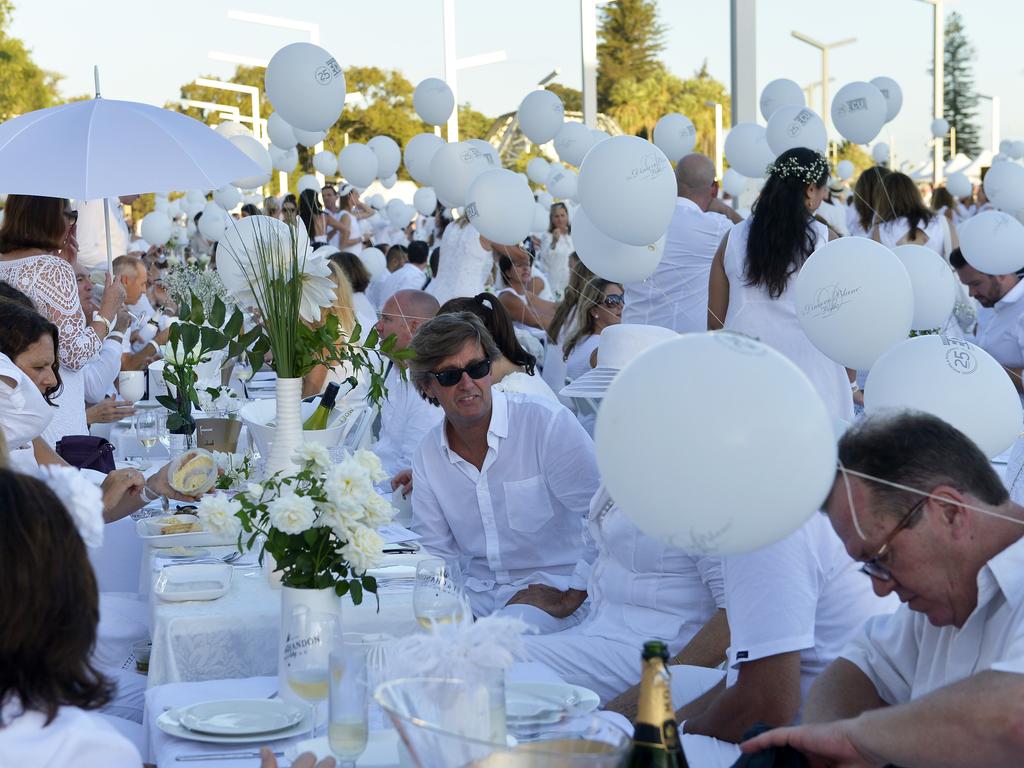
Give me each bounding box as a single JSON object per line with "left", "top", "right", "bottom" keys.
{"left": 853, "top": 166, "right": 891, "bottom": 233}
{"left": 0, "top": 195, "right": 68, "bottom": 253}
{"left": 439, "top": 293, "right": 536, "bottom": 374}
{"left": 0, "top": 300, "right": 62, "bottom": 405}
{"left": 0, "top": 468, "right": 112, "bottom": 725}
{"left": 562, "top": 277, "right": 620, "bottom": 361}
{"left": 547, "top": 254, "right": 592, "bottom": 344}
{"left": 931, "top": 187, "right": 955, "bottom": 213}
{"left": 876, "top": 172, "right": 934, "bottom": 239}
{"left": 408, "top": 312, "right": 501, "bottom": 405}
{"left": 330, "top": 251, "right": 371, "bottom": 294}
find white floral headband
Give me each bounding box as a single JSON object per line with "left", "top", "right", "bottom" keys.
{"left": 765, "top": 153, "right": 830, "bottom": 184}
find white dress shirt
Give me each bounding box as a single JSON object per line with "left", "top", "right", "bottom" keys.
{"left": 82, "top": 336, "right": 124, "bottom": 403}
{"left": 373, "top": 365, "right": 443, "bottom": 477}
{"left": 842, "top": 534, "right": 1024, "bottom": 704}
{"left": 976, "top": 278, "right": 1024, "bottom": 374}
{"left": 0, "top": 700, "right": 142, "bottom": 767}
{"left": 622, "top": 197, "right": 734, "bottom": 333}
{"left": 378, "top": 263, "right": 428, "bottom": 306}
{"left": 411, "top": 389, "right": 599, "bottom": 616}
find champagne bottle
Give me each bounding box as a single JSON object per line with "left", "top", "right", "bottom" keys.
{"left": 302, "top": 383, "right": 341, "bottom": 430}
{"left": 628, "top": 640, "right": 688, "bottom": 768}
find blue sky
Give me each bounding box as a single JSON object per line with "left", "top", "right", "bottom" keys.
{"left": 11, "top": 0, "right": 1022, "bottom": 169}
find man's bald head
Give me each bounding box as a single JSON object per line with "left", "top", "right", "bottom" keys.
{"left": 393, "top": 290, "right": 440, "bottom": 324}
{"left": 675, "top": 154, "right": 717, "bottom": 210}
{"left": 376, "top": 289, "right": 440, "bottom": 357}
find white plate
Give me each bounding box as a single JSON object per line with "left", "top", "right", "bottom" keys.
{"left": 136, "top": 518, "right": 236, "bottom": 548}
{"left": 154, "top": 563, "right": 232, "bottom": 602}
{"left": 157, "top": 706, "right": 311, "bottom": 745}
{"left": 178, "top": 698, "right": 305, "bottom": 736}
{"left": 505, "top": 682, "right": 599, "bottom": 722}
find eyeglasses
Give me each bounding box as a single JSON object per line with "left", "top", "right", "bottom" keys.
{"left": 601, "top": 294, "right": 625, "bottom": 308}
{"left": 859, "top": 496, "right": 927, "bottom": 582}
{"left": 428, "top": 358, "right": 491, "bottom": 387}
{"left": 63, "top": 209, "right": 78, "bottom": 224}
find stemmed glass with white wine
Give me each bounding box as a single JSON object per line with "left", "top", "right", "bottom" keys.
{"left": 134, "top": 410, "right": 159, "bottom": 468}
{"left": 285, "top": 609, "right": 337, "bottom": 740}
{"left": 413, "top": 557, "right": 467, "bottom": 630}
{"left": 329, "top": 633, "right": 370, "bottom": 767}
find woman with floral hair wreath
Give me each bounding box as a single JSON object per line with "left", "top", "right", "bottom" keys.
{"left": 707, "top": 147, "right": 856, "bottom": 422}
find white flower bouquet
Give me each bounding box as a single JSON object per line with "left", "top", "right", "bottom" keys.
{"left": 197, "top": 445, "right": 395, "bottom": 604}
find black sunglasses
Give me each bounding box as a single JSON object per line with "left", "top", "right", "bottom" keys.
{"left": 602, "top": 294, "right": 625, "bottom": 307}
{"left": 429, "top": 358, "right": 492, "bottom": 387}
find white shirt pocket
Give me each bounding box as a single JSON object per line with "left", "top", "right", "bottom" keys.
{"left": 503, "top": 475, "right": 556, "bottom": 533}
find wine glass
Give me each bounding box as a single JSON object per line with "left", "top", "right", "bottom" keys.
{"left": 118, "top": 370, "right": 146, "bottom": 404}
{"left": 413, "top": 557, "right": 466, "bottom": 630}
{"left": 285, "top": 609, "right": 337, "bottom": 739}
{"left": 329, "top": 634, "right": 370, "bottom": 767}
{"left": 134, "top": 410, "right": 159, "bottom": 467}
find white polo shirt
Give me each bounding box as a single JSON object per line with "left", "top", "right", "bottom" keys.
{"left": 378, "top": 263, "right": 428, "bottom": 306}
{"left": 976, "top": 278, "right": 1024, "bottom": 372}
{"left": 411, "top": 389, "right": 599, "bottom": 616}
{"left": 842, "top": 534, "right": 1024, "bottom": 704}
{"left": 373, "top": 365, "right": 443, "bottom": 477}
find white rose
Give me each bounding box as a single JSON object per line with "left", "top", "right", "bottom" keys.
{"left": 325, "top": 460, "right": 373, "bottom": 513}
{"left": 245, "top": 482, "right": 264, "bottom": 500}
{"left": 353, "top": 449, "right": 389, "bottom": 484}
{"left": 341, "top": 524, "right": 384, "bottom": 573}
{"left": 292, "top": 443, "right": 331, "bottom": 472}
{"left": 267, "top": 493, "right": 317, "bottom": 534}
{"left": 318, "top": 501, "right": 361, "bottom": 536}
{"left": 197, "top": 493, "right": 243, "bottom": 537}
{"left": 363, "top": 492, "right": 396, "bottom": 528}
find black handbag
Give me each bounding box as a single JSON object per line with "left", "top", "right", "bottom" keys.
{"left": 55, "top": 435, "right": 116, "bottom": 473}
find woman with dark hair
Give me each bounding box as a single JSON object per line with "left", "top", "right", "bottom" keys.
{"left": 0, "top": 467, "right": 142, "bottom": 765}
{"left": 538, "top": 202, "right": 574, "bottom": 298}
{"left": 439, "top": 293, "right": 557, "bottom": 401}
{"left": 542, "top": 254, "right": 593, "bottom": 392}
{"left": 240, "top": 203, "right": 260, "bottom": 217}
{"left": 280, "top": 194, "right": 299, "bottom": 227}
{"left": 849, "top": 165, "right": 891, "bottom": 237}
{"left": 708, "top": 147, "right": 854, "bottom": 421}
{"left": 329, "top": 250, "right": 377, "bottom": 333}
{"left": 298, "top": 188, "right": 327, "bottom": 243}
{"left": 873, "top": 171, "right": 953, "bottom": 256}
{"left": 496, "top": 245, "right": 557, "bottom": 335}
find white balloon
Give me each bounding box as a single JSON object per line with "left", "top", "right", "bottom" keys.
{"left": 1011, "top": 140, "right": 1024, "bottom": 160}
{"left": 946, "top": 171, "right": 972, "bottom": 199}
{"left": 547, "top": 167, "right": 578, "bottom": 200}
{"left": 358, "top": 247, "right": 387, "bottom": 281}
{"left": 724, "top": 123, "right": 775, "bottom": 178}
{"left": 167, "top": 200, "right": 183, "bottom": 219}
{"left": 983, "top": 161, "right": 1024, "bottom": 213}
{"left": 264, "top": 42, "right": 346, "bottom": 132}
{"left": 869, "top": 76, "right": 903, "bottom": 123}
{"left": 591, "top": 129, "right": 611, "bottom": 143}
{"left": 872, "top": 143, "right": 890, "bottom": 164}
{"left": 140, "top": 212, "right": 171, "bottom": 246}
{"left": 464, "top": 138, "right": 500, "bottom": 167}
{"left": 720, "top": 168, "right": 747, "bottom": 198}
{"left": 185, "top": 198, "right": 204, "bottom": 218}
{"left": 367, "top": 136, "right": 402, "bottom": 179}
{"left": 413, "top": 187, "right": 437, "bottom": 216}
{"left": 465, "top": 169, "right": 535, "bottom": 245}
{"left": 217, "top": 215, "right": 313, "bottom": 302}
{"left": 413, "top": 77, "right": 455, "bottom": 126}
{"left": 578, "top": 136, "right": 676, "bottom": 246}
{"left": 526, "top": 157, "right": 551, "bottom": 185}
{"left": 270, "top": 145, "right": 298, "bottom": 173}
{"left": 517, "top": 89, "right": 565, "bottom": 145}
{"left": 597, "top": 332, "right": 837, "bottom": 555}
{"left": 267, "top": 113, "right": 298, "bottom": 150}
{"left": 186, "top": 189, "right": 206, "bottom": 205}
{"left": 893, "top": 244, "right": 957, "bottom": 330}
{"left": 554, "top": 121, "right": 596, "bottom": 167}
{"left": 213, "top": 185, "right": 242, "bottom": 211}
{"left": 382, "top": 174, "right": 397, "bottom": 189}
{"left": 930, "top": 117, "right": 949, "bottom": 138}
{"left": 197, "top": 204, "right": 228, "bottom": 242}
{"left": 1001, "top": 140, "right": 1016, "bottom": 155}
{"left": 759, "top": 78, "right": 805, "bottom": 122}
{"left": 430, "top": 140, "right": 498, "bottom": 208}
{"left": 404, "top": 132, "right": 445, "bottom": 185}
{"left": 228, "top": 135, "right": 273, "bottom": 189}
{"left": 294, "top": 128, "right": 327, "bottom": 148}
{"left": 865, "top": 335, "right": 1023, "bottom": 458}
{"left": 652, "top": 113, "right": 697, "bottom": 163}
{"left": 958, "top": 211, "right": 1024, "bottom": 274}
{"left": 532, "top": 203, "right": 550, "bottom": 232}
{"left": 837, "top": 159, "right": 855, "bottom": 181}
{"left": 766, "top": 106, "right": 827, "bottom": 155}
{"left": 794, "top": 237, "right": 914, "bottom": 370}
{"left": 386, "top": 198, "right": 412, "bottom": 227}
{"left": 297, "top": 174, "right": 320, "bottom": 195}
{"left": 338, "top": 143, "right": 379, "bottom": 189}
{"left": 312, "top": 150, "right": 338, "bottom": 176}
{"left": 214, "top": 121, "right": 249, "bottom": 139}
{"left": 831, "top": 81, "right": 887, "bottom": 145}
{"left": 993, "top": 153, "right": 1011, "bottom": 164}
{"left": 573, "top": 207, "right": 665, "bottom": 283}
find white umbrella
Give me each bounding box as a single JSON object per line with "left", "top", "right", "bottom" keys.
{"left": 0, "top": 69, "right": 263, "bottom": 269}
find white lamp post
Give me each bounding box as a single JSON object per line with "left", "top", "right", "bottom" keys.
{"left": 790, "top": 31, "right": 856, "bottom": 136}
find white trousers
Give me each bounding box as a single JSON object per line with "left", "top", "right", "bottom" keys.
{"left": 523, "top": 630, "right": 641, "bottom": 703}
{"left": 493, "top": 603, "right": 586, "bottom": 635}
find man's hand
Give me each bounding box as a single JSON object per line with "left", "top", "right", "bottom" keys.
{"left": 505, "top": 585, "right": 587, "bottom": 618}
{"left": 146, "top": 461, "right": 206, "bottom": 503}
{"left": 740, "top": 720, "right": 881, "bottom": 768}
{"left": 87, "top": 398, "right": 135, "bottom": 425}
{"left": 260, "top": 747, "right": 335, "bottom": 768}
{"left": 101, "top": 468, "right": 146, "bottom": 512}
{"left": 390, "top": 468, "right": 413, "bottom": 497}
{"left": 123, "top": 345, "right": 158, "bottom": 371}
{"left": 114, "top": 309, "right": 132, "bottom": 333}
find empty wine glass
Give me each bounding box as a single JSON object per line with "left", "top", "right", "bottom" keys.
{"left": 413, "top": 557, "right": 467, "bottom": 631}
{"left": 285, "top": 609, "right": 337, "bottom": 740}
{"left": 329, "top": 634, "right": 370, "bottom": 767}
{"left": 134, "top": 410, "right": 159, "bottom": 467}
{"left": 118, "top": 370, "right": 146, "bottom": 404}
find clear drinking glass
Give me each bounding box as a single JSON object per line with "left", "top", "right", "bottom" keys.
{"left": 413, "top": 557, "right": 467, "bottom": 630}
{"left": 284, "top": 609, "right": 337, "bottom": 740}
{"left": 328, "top": 633, "right": 371, "bottom": 767}
{"left": 134, "top": 410, "right": 159, "bottom": 465}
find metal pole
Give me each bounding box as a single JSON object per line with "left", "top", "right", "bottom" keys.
{"left": 714, "top": 103, "right": 724, "bottom": 180}
{"left": 821, "top": 49, "right": 829, "bottom": 134}
{"left": 442, "top": 0, "right": 458, "bottom": 142}
{"left": 580, "top": 0, "right": 598, "bottom": 128}
{"left": 949, "top": 126, "right": 956, "bottom": 158}
{"left": 932, "top": 0, "right": 945, "bottom": 186}
{"left": 729, "top": 0, "right": 757, "bottom": 126}
{"left": 992, "top": 96, "right": 1000, "bottom": 154}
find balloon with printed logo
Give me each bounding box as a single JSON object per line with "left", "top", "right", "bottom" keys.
{"left": 403, "top": 133, "right": 445, "bottom": 186}
{"left": 652, "top": 113, "right": 697, "bottom": 162}
{"left": 759, "top": 78, "right": 805, "bottom": 122}
{"left": 229, "top": 135, "right": 273, "bottom": 189}
{"left": 869, "top": 76, "right": 903, "bottom": 123}
{"left": 837, "top": 160, "right": 855, "bottom": 181}
{"left": 982, "top": 161, "right": 1024, "bottom": 213}
{"left": 766, "top": 105, "right": 827, "bottom": 155}
{"left": 724, "top": 123, "right": 775, "bottom": 178}
{"left": 413, "top": 78, "right": 455, "bottom": 126}
{"left": 367, "top": 136, "right": 402, "bottom": 180}
{"left": 430, "top": 140, "right": 498, "bottom": 208}
{"left": 831, "top": 81, "right": 887, "bottom": 145}
{"left": 140, "top": 212, "right": 171, "bottom": 246}
{"left": 465, "top": 169, "right": 535, "bottom": 246}
{"left": 946, "top": 172, "right": 972, "bottom": 200}
{"left": 546, "top": 166, "right": 578, "bottom": 200}
{"left": 312, "top": 150, "right": 337, "bottom": 177}
{"left": 893, "top": 244, "right": 957, "bottom": 330}
{"left": 958, "top": 211, "right": 1024, "bottom": 274}
{"left": 464, "top": 138, "right": 500, "bottom": 168}
{"left": 573, "top": 207, "right": 665, "bottom": 283}
{"left": 930, "top": 117, "right": 949, "bottom": 139}
{"left": 293, "top": 128, "right": 327, "bottom": 148}
{"left": 554, "top": 121, "right": 596, "bottom": 167}
{"left": 413, "top": 187, "right": 437, "bottom": 217}
{"left": 526, "top": 157, "right": 551, "bottom": 185}
{"left": 338, "top": 143, "right": 378, "bottom": 189}
{"left": 264, "top": 42, "right": 346, "bottom": 132}
{"left": 267, "top": 113, "right": 298, "bottom": 150}
{"left": 517, "top": 89, "right": 565, "bottom": 145}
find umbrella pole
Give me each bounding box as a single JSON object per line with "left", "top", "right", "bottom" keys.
{"left": 102, "top": 197, "right": 113, "bottom": 273}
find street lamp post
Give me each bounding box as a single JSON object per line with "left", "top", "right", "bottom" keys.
{"left": 790, "top": 31, "right": 856, "bottom": 136}
{"left": 580, "top": 0, "right": 598, "bottom": 128}
{"left": 441, "top": 0, "right": 507, "bottom": 142}
{"left": 915, "top": 0, "right": 945, "bottom": 186}
{"left": 706, "top": 100, "right": 724, "bottom": 181}
{"left": 977, "top": 93, "right": 1000, "bottom": 155}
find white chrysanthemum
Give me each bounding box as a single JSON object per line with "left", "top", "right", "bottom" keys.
{"left": 341, "top": 524, "right": 383, "bottom": 573}
{"left": 325, "top": 460, "right": 373, "bottom": 513}
{"left": 197, "top": 493, "right": 243, "bottom": 537}
{"left": 297, "top": 249, "right": 337, "bottom": 324}
{"left": 267, "top": 493, "right": 318, "bottom": 534}
{"left": 363, "top": 492, "right": 396, "bottom": 528}
{"left": 292, "top": 443, "right": 331, "bottom": 472}
{"left": 353, "top": 449, "right": 389, "bottom": 484}
{"left": 37, "top": 466, "right": 104, "bottom": 548}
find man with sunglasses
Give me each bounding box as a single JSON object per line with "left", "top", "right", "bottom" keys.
{"left": 408, "top": 313, "right": 599, "bottom": 633}
{"left": 742, "top": 412, "right": 1024, "bottom": 767}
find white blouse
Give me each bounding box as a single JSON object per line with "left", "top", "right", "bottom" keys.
{"left": 0, "top": 700, "right": 142, "bottom": 768}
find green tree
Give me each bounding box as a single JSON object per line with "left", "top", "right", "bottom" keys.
{"left": 943, "top": 11, "right": 981, "bottom": 158}
{"left": 667, "top": 62, "right": 731, "bottom": 159}
{"left": 0, "top": 1, "right": 63, "bottom": 119}
{"left": 457, "top": 102, "right": 493, "bottom": 140}
{"left": 597, "top": 0, "right": 666, "bottom": 112}
{"left": 546, "top": 82, "right": 582, "bottom": 113}
{"left": 835, "top": 141, "right": 874, "bottom": 179}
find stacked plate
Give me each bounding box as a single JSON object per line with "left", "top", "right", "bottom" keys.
{"left": 504, "top": 682, "right": 600, "bottom": 729}
{"left": 157, "top": 699, "right": 310, "bottom": 744}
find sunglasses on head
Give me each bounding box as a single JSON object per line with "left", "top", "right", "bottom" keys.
{"left": 429, "top": 358, "right": 491, "bottom": 387}
{"left": 601, "top": 294, "right": 625, "bottom": 307}
{"left": 64, "top": 209, "right": 78, "bottom": 224}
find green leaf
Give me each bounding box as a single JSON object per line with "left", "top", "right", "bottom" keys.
{"left": 223, "top": 309, "right": 244, "bottom": 342}
{"left": 166, "top": 413, "right": 185, "bottom": 431}
{"left": 155, "top": 394, "right": 178, "bottom": 410}
{"left": 180, "top": 322, "right": 200, "bottom": 354}
{"left": 361, "top": 574, "right": 377, "bottom": 593}
{"left": 210, "top": 295, "right": 226, "bottom": 328}
{"left": 190, "top": 294, "right": 205, "bottom": 326}
{"left": 303, "top": 528, "right": 318, "bottom": 547}
{"left": 349, "top": 580, "right": 363, "bottom": 606}
{"left": 334, "top": 581, "right": 350, "bottom": 597}
{"left": 200, "top": 325, "right": 227, "bottom": 353}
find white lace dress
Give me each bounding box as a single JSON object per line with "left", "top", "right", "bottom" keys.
{"left": 0, "top": 254, "right": 101, "bottom": 443}
{"left": 426, "top": 221, "right": 493, "bottom": 306}
{"left": 538, "top": 230, "right": 574, "bottom": 299}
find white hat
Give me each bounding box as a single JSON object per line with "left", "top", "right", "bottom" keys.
{"left": 560, "top": 324, "right": 677, "bottom": 399}
{"left": 337, "top": 183, "right": 354, "bottom": 197}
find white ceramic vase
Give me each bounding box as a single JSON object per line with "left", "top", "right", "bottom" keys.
{"left": 265, "top": 376, "right": 303, "bottom": 476}
{"left": 278, "top": 585, "right": 341, "bottom": 706}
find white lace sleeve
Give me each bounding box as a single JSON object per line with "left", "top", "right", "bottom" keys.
{"left": 7, "top": 255, "right": 103, "bottom": 371}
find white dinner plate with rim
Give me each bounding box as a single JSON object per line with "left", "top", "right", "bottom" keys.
{"left": 505, "top": 682, "right": 600, "bottom": 722}
{"left": 135, "top": 518, "right": 236, "bottom": 548}
{"left": 157, "top": 705, "right": 311, "bottom": 745}
{"left": 177, "top": 698, "right": 306, "bottom": 736}
{"left": 153, "top": 563, "right": 232, "bottom": 602}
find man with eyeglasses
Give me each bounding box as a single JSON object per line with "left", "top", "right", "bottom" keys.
{"left": 408, "top": 313, "right": 599, "bottom": 633}
{"left": 742, "top": 411, "right": 1024, "bottom": 767}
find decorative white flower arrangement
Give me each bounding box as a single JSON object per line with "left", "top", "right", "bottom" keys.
{"left": 197, "top": 446, "right": 395, "bottom": 603}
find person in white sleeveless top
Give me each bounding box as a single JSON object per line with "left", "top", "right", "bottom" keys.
{"left": 496, "top": 246, "right": 558, "bottom": 339}
{"left": 426, "top": 218, "right": 494, "bottom": 306}
{"left": 708, "top": 148, "right": 855, "bottom": 423}
{"left": 872, "top": 171, "right": 954, "bottom": 257}
{"left": 542, "top": 254, "right": 591, "bottom": 395}
{"left": 333, "top": 184, "right": 366, "bottom": 254}
{"left": 537, "top": 202, "right": 574, "bottom": 299}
